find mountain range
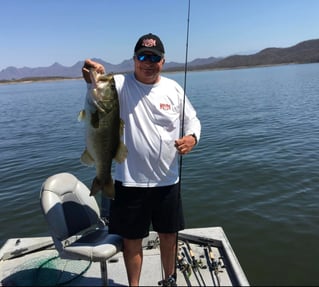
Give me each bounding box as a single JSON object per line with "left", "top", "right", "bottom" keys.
{"left": 1, "top": 39, "right": 319, "bottom": 81}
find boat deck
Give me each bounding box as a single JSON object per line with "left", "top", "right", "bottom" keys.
{"left": 0, "top": 227, "right": 249, "bottom": 286}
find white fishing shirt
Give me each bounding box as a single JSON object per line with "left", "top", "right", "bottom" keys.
{"left": 113, "top": 73, "right": 201, "bottom": 187}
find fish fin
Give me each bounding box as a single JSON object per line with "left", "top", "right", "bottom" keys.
{"left": 90, "top": 177, "right": 100, "bottom": 196}
{"left": 114, "top": 141, "right": 128, "bottom": 163}
{"left": 114, "top": 118, "right": 128, "bottom": 163}
{"left": 90, "top": 176, "right": 115, "bottom": 199}
{"left": 77, "top": 110, "right": 86, "bottom": 121}
{"left": 80, "top": 149, "right": 95, "bottom": 166}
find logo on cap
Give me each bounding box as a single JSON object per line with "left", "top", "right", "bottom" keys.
{"left": 142, "top": 38, "right": 157, "bottom": 48}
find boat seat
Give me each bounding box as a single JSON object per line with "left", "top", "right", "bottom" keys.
{"left": 39, "top": 172, "right": 122, "bottom": 286}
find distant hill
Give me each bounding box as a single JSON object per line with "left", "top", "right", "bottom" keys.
{"left": 1, "top": 39, "right": 319, "bottom": 81}
{"left": 187, "top": 38, "right": 319, "bottom": 71}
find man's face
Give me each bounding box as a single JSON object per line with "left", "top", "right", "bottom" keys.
{"left": 134, "top": 52, "right": 165, "bottom": 84}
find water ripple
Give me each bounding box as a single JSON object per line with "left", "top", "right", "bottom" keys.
{"left": 2, "top": 65, "right": 319, "bottom": 285}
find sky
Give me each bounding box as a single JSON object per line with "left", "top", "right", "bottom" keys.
{"left": 1, "top": 0, "right": 319, "bottom": 70}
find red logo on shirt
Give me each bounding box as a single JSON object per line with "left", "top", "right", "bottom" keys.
{"left": 160, "top": 103, "right": 171, "bottom": 110}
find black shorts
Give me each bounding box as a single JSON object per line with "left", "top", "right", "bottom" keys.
{"left": 108, "top": 181, "right": 185, "bottom": 239}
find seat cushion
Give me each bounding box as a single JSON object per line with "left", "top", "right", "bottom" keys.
{"left": 61, "top": 229, "right": 123, "bottom": 261}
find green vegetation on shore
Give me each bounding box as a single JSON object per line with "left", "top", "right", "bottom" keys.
{"left": 0, "top": 76, "right": 82, "bottom": 84}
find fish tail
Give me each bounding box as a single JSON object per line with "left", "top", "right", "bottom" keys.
{"left": 90, "top": 177, "right": 101, "bottom": 196}
{"left": 89, "top": 176, "right": 115, "bottom": 199}
{"left": 102, "top": 179, "right": 115, "bottom": 199}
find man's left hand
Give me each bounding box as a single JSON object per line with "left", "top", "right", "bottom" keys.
{"left": 174, "top": 135, "right": 196, "bottom": 155}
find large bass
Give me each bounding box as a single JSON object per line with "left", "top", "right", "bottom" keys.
{"left": 78, "top": 70, "right": 127, "bottom": 198}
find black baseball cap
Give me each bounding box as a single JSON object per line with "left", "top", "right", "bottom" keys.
{"left": 134, "top": 33, "right": 165, "bottom": 56}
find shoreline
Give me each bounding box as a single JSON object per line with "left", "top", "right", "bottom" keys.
{"left": 0, "top": 62, "right": 314, "bottom": 85}
{"left": 0, "top": 77, "right": 83, "bottom": 85}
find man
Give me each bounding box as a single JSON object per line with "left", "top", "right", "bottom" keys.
{"left": 82, "top": 33, "right": 201, "bottom": 286}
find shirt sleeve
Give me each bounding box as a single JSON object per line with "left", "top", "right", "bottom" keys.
{"left": 182, "top": 95, "right": 201, "bottom": 143}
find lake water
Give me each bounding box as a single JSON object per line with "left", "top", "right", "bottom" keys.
{"left": 1, "top": 63, "right": 319, "bottom": 286}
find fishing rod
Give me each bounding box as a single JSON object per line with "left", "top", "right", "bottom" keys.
{"left": 182, "top": 245, "right": 200, "bottom": 286}
{"left": 174, "top": 0, "right": 191, "bottom": 282}
{"left": 183, "top": 240, "right": 206, "bottom": 286}
{"left": 204, "top": 244, "right": 221, "bottom": 286}
{"left": 179, "top": 0, "right": 191, "bottom": 165}
{"left": 176, "top": 250, "right": 192, "bottom": 286}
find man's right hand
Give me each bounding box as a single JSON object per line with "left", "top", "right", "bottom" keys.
{"left": 82, "top": 59, "right": 105, "bottom": 83}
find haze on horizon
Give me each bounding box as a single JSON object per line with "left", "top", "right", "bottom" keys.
{"left": 1, "top": 0, "right": 319, "bottom": 70}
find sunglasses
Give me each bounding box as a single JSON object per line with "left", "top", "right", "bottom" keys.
{"left": 136, "top": 54, "right": 162, "bottom": 63}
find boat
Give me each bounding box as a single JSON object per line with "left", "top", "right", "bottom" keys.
{"left": 0, "top": 173, "right": 249, "bottom": 286}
